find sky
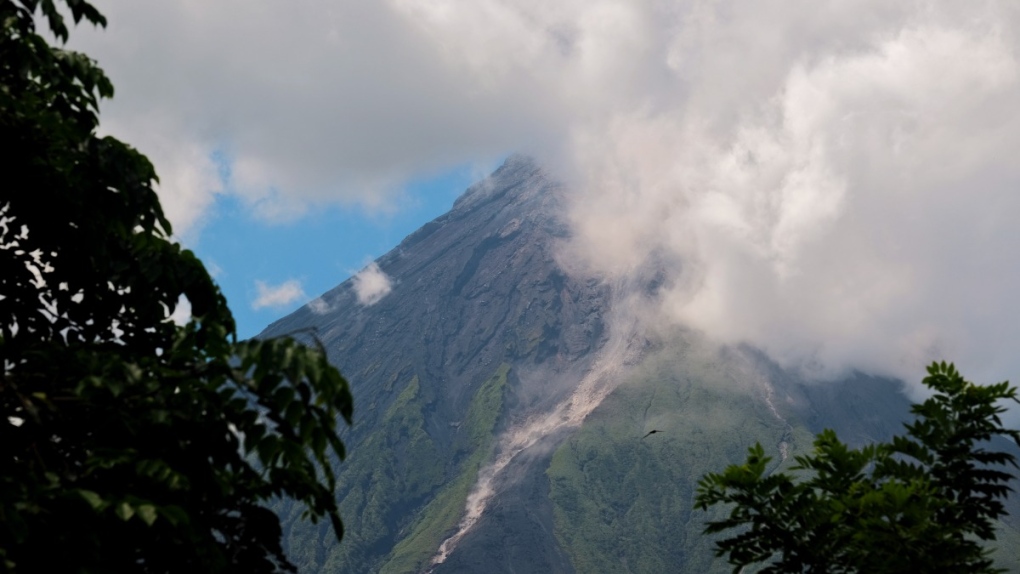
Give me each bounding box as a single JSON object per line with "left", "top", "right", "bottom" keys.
{"left": 67, "top": 1, "right": 1020, "bottom": 389}
{"left": 177, "top": 162, "right": 486, "bottom": 337}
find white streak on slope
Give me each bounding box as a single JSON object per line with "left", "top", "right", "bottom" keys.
{"left": 427, "top": 328, "right": 639, "bottom": 570}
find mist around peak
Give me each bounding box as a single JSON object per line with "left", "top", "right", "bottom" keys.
{"left": 76, "top": 1, "right": 1020, "bottom": 389}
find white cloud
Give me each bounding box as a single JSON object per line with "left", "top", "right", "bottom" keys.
{"left": 69, "top": 1, "right": 527, "bottom": 235}
{"left": 384, "top": 0, "right": 1020, "bottom": 384}
{"left": 352, "top": 263, "right": 393, "bottom": 306}
{"left": 252, "top": 279, "right": 306, "bottom": 311}
{"left": 203, "top": 260, "right": 224, "bottom": 279}
{"left": 168, "top": 296, "right": 192, "bottom": 326}
{"left": 68, "top": 1, "right": 1020, "bottom": 386}
{"left": 571, "top": 17, "right": 1020, "bottom": 384}
{"left": 307, "top": 297, "right": 332, "bottom": 315}
{"left": 95, "top": 114, "right": 223, "bottom": 242}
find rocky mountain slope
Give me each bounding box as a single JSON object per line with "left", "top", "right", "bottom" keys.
{"left": 259, "top": 156, "right": 1020, "bottom": 573}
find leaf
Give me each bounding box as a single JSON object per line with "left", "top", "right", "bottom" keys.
{"left": 77, "top": 489, "right": 104, "bottom": 510}
{"left": 114, "top": 501, "right": 134, "bottom": 521}
{"left": 136, "top": 504, "right": 157, "bottom": 526}
{"left": 1, "top": 5, "right": 351, "bottom": 568}
{"left": 697, "top": 361, "right": 1020, "bottom": 573}
{"left": 157, "top": 505, "right": 189, "bottom": 527}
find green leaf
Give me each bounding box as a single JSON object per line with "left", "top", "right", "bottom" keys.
{"left": 157, "top": 505, "right": 189, "bottom": 527}
{"left": 697, "top": 361, "right": 1019, "bottom": 573}
{"left": 114, "top": 501, "right": 134, "bottom": 521}
{"left": 77, "top": 489, "right": 104, "bottom": 510}
{"left": 136, "top": 504, "right": 157, "bottom": 526}
{"left": 0, "top": 5, "right": 352, "bottom": 568}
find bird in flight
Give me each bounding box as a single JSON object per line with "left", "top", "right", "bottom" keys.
{"left": 641, "top": 430, "right": 662, "bottom": 439}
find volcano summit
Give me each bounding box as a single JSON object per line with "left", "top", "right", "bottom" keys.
{"left": 261, "top": 157, "right": 1020, "bottom": 573}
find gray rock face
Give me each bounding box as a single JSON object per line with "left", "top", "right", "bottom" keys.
{"left": 433, "top": 445, "right": 576, "bottom": 574}
{"left": 261, "top": 156, "right": 612, "bottom": 573}
{"left": 263, "top": 154, "right": 608, "bottom": 438}
{"left": 260, "top": 156, "right": 1020, "bottom": 573}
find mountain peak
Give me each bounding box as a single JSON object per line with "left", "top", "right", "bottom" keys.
{"left": 451, "top": 154, "right": 545, "bottom": 213}
{"left": 262, "top": 156, "right": 614, "bottom": 572}
{"left": 257, "top": 158, "right": 1018, "bottom": 574}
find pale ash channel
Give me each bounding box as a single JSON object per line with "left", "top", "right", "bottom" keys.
{"left": 426, "top": 328, "right": 641, "bottom": 571}
{"left": 762, "top": 376, "right": 791, "bottom": 463}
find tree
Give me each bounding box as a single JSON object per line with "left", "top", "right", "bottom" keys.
{"left": 0, "top": 1, "right": 352, "bottom": 572}
{"left": 695, "top": 362, "right": 1020, "bottom": 573}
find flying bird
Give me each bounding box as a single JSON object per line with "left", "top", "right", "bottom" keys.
{"left": 641, "top": 430, "right": 662, "bottom": 439}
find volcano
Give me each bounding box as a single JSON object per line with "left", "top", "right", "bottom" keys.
{"left": 259, "top": 156, "right": 1020, "bottom": 573}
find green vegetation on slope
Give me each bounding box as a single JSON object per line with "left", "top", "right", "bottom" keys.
{"left": 381, "top": 363, "right": 510, "bottom": 574}
{"left": 990, "top": 524, "right": 1020, "bottom": 570}
{"left": 282, "top": 374, "right": 442, "bottom": 571}
{"left": 547, "top": 347, "right": 1020, "bottom": 574}
{"left": 546, "top": 342, "right": 807, "bottom": 574}
{"left": 280, "top": 364, "right": 510, "bottom": 573}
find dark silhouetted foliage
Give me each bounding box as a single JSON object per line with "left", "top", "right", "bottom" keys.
{"left": 1, "top": 1, "right": 352, "bottom": 571}
{"left": 697, "top": 362, "right": 1020, "bottom": 573}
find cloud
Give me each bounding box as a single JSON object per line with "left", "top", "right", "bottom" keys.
{"left": 168, "top": 296, "right": 192, "bottom": 326}
{"left": 68, "top": 1, "right": 534, "bottom": 236}
{"left": 308, "top": 297, "right": 332, "bottom": 315}
{"left": 352, "top": 263, "right": 393, "bottom": 306}
{"left": 68, "top": 1, "right": 1020, "bottom": 385}
{"left": 252, "top": 279, "right": 306, "bottom": 311}
{"left": 559, "top": 12, "right": 1020, "bottom": 384}
{"left": 384, "top": 0, "right": 1020, "bottom": 384}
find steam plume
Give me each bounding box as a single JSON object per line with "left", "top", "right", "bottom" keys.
{"left": 395, "top": 1, "right": 1020, "bottom": 383}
